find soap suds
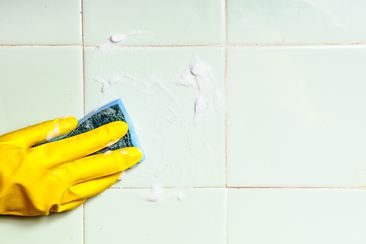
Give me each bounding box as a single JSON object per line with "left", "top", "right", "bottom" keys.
{"left": 175, "top": 191, "right": 185, "bottom": 202}
{"left": 120, "top": 149, "right": 128, "bottom": 155}
{"left": 165, "top": 107, "right": 178, "bottom": 124}
{"left": 145, "top": 184, "right": 164, "bottom": 203}
{"left": 178, "top": 57, "right": 222, "bottom": 120}
{"left": 46, "top": 123, "right": 60, "bottom": 141}
{"left": 96, "top": 31, "right": 145, "bottom": 50}
{"left": 109, "top": 31, "right": 145, "bottom": 43}
{"left": 93, "top": 72, "right": 141, "bottom": 95}
{"left": 117, "top": 171, "right": 125, "bottom": 181}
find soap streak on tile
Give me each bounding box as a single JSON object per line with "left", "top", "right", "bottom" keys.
{"left": 178, "top": 57, "right": 224, "bottom": 121}
{"left": 96, "top": 31, "right": 147, "bottom": 50}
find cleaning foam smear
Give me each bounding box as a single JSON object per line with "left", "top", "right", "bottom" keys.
{"left": 145, "top": 184, "right": 164, "bottom": 203}
{"left": 93, "top": 72, "right": 140, "bottom": 94}
{"left": 178, "top": 57, "right": 223, "bottom": 120}
{"left": 96, "top": 31, "right": 146, "bottom": 50}
{"left": 175, "top": 191, "right": 185, "bottom": 202}
{"left": 46, "top": 123, "right": 60, "bottom": 141}
{"left": 38, "top": 99, "right": 144, "bottom": 168}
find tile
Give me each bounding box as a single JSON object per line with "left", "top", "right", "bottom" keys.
{"left": 0, "top": 208, "right": 82, "bottom": 244}
{"left": 227, "top": 0, "right": 366, "bottom": 44}
{"left": 0, "top": 47, "right": 83, "bottom": 135}
{"left": 0, "top": 0, "right": 81, "bottom": 44}
{"left": 84, "top": 47, "right": 225, "bottom": 187}
{"left": 227, "top": 47, "right": 366, "bottom": 187}
{"left": 228, "top": 189, "right": 366, "bottom": 244}
{"left": 83, "top": 0, "right": 224, "bottom": 45}
{"left": 85, "top": 188, "right": 225, "bottom": 244}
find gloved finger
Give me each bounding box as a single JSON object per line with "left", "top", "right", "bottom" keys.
{"left": 61, "top": 147, "right": 142, "bottom": 185}
{"left": 61, "top": 172, "right": 121, "bottom": 204}
{"left": 51, "top": 199, "right": 86, "bottom": 213}
{"left": 29, "top": 121, "right": 128, "bottom": 166}
{"left": 0, "top": 117, "right": 77, "bottom": 148}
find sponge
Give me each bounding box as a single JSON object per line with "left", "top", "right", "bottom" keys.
{"left": 42, "top": 99, "right": 144, "bottom": 167}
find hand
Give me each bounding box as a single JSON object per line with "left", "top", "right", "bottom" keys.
{"left": 0, "top": 117, "right": 142, "bottom": 216}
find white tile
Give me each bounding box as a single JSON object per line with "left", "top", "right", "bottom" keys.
{"left": 84, "top": 47, "right": 225, "bottom": 187}
{"left": 0, "top": 208, "right": 82, "bottom": 244}
{"left": 85, "top": 189, "right": 225, "bottom": 244}
{"left": 0, "top": 0, "right": 81, "bottom": 44}
{"left": 227, "top": 47, "right": 366, "bottom": 186}
{"left": 228, "top": 0, "right": 366, "bottom": 44}
{"left": 83, "top": 0, "right": 224, "bottom": 45}
{"left": 228, "top": 189, "right": 366, "bottom": 244}
{"left": 0, "top": 47, "right": 83, "bottom": 135}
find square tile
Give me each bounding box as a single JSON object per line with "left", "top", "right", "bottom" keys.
{"left": 0, "top": 208, "right": 82, "bottom": 244}
{"left": 227, "top": 47, "right": 366, "bottom": 187}
{"left": 84, "top": 47, "right": 225, "bottom": 187}
{"left": 227, "top": 0, "right": 366, "bottom": 44}
{"left": 0, "top": 47, "right": 83, "bottom": 135}
{"left": 83, "top": 0, "right": 224, "bottom": 45}
{"left": 228, "top": 189, "right": 366, "bottom": 244}
{"left": 0, "top": 0, "right": 81, "bottom": 44}
{"left": 85, "top": 188, "right": 225, "bottom": 244}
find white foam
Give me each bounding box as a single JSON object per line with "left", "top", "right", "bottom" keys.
{"left": 46, "top": 123, "right": 60, "bottom": 141}
{"left": 145, "top": 184, "right": 164, "bottom": 203}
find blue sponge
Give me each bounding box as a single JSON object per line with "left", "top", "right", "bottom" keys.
{"left": 42, "top": 99, "right": 144, "bottom": 167}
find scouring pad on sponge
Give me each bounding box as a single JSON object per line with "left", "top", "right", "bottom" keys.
{"left": 41, "top": 99, "right": 144, "bottom": 167}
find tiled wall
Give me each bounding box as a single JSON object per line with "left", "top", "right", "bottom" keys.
{"left": 1, "top": 1, "right": 366, "bottom": 243}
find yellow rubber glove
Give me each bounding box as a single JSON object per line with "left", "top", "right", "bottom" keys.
{"left": 0, "top": 117, "right": 143, "bottom": 216}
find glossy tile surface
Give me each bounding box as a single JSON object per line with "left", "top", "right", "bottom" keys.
{"left": 83, "top": 0, "right": 224, "bottom": 45}
{"left": 85, "top": 189, "right": 225, "bottom": 244}
{"left": 0, "top": 209, "right": 83, "bottom": 244}
{"left": 0, "top": 47, "right": 83, "bottom": 135}
{"left": 228, "top": 189, "right": 366, "bottom": 244}
{"left": 84, "top": 47, "right": 225, "bottom": 187}
{"left": 227, "top": 47, "right": 366, "bottom": 187}
{"left": 227, "top": 0, "right": 366, "bottom": 44}
{"left": 0, "top": 0, "right": 81, "bottom": 44}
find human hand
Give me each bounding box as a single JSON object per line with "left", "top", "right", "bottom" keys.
{"left": 0, "top": 117, "right": 142, "bottom": 216}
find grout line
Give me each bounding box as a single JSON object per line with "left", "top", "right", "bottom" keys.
{"left": 226, "top": 186, "right": 366, "bottom": 189}
{"left": 229, "top": 42, "right": 366, "bottom": 47}
{"left": 0, "top": 44, "right": 80, "bottom": 47}
{"left": 82, "top": 205, "right": 86, "bottom": 244}
{"left": 2, "top": 42, "right": 366, "bottom": 48}
{"left": 224, "top": 0, "right": 228, "bottom": 43}
{"left": 80, "top": 1, "right": 86, "bottom": 244}
{"left": 225, "top": 187, "right": 228, "bottom": 244}
{"left": 83, "top": 42, "right": 366, "bottom": 48}
{"left": 81, "top": 6, "right": 86, "bottom": 116}
{"left": 223, "top": 0, "right": 228, "bottom": 189}
{"left": 85, "top": 44, "right": 224, "bottom": 48}
{"left": 109, "top": 185, "right": 366, "bottom": 190}
{"left": 223, "top": 0, "right": 228, "bottom": 243}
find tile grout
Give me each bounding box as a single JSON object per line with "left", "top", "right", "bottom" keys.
{"left": 80, "top": 1, "right": 86, "bottom": 244}
{"left": 0, "top": 44, "right": 81, "bottom": 47}
{"left": 223, "top": 0, "right": 228, "bottom": 189}
{"left": 223, "top": 0, "right": 229, "bottom": 243}
{"left": 226, "top": 186, "right": 366, "bottom": 189}
{"left": 2, "top": 43, "right": 366, "bottom": 48}
{"left": 109, "top": 186, "right": 366, "bottom": 190}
